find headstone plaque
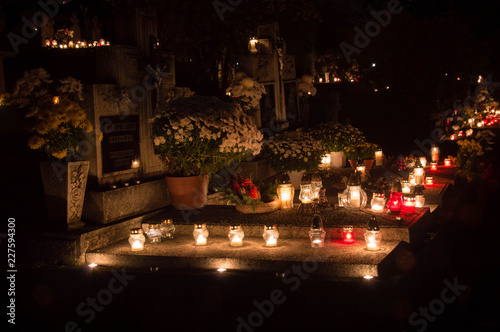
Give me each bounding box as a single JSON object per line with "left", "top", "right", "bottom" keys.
{"left": 100, "top": 115, "right": 140, "bottom": 174}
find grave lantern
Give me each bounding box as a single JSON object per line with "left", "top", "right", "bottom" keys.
{"left": 419, "top": 156, "right": 427, "bottom": 167}
{"left": 298, "top": 173, "right": 314, "bottom": 214}
{"left": 371, "top": 192, "right": 386, "bottom": 212}
{"left": 160, "top": 219, "right": 175, "bottom": 239}
{"left": 311, "top": 173, "right": 323, "bottom": 200}
{"left": 356, "top": 159, "right": 366, "bottom": 182}
{"left": 248, "top": 37, "right": 259, "bottom": 53}
{"left": 403, "top": 194, "right": 416, "bottom": 214}
{"left": 414, "top": 185, "right": 425, "bottom": 208}
{"left": 193, "top": 223, "right": 209, "bottom": 246}
{"left": 401, "top": 180, "right": 411, "bottom": 194}
{"left": 387, "top": 180, "right": 403, "bottom": 213}
{"left": 146, "top": 223, "right": 162, "bottom": 244}
{"left": 340, "top": 173, "right": 367, "bottom": 209}
{"left": 309, "top": 214, "right": 326, "bottom": 248}
{"left": 375, "top": 149, "right": 383, "bottom": 166}
{"left": 228, "top": 225, "right": 244, "bottom": 246}
{"left": 413, "top": 159, "right": 425, "bottom": 186}
{"left": 425, "top": 177, "right": 434, "bottom": 186}
{"left": 364, "top": 216, "right": 382, "bottom": 251}
{"left": 263, "top": 225, "right": 279, "bottom": 247}
{"left": 430, "top": 162, "right": 438, "bottom": 171}
{"left": 343, "top": 226, "right": 355, "bottom": 244}
{"left": 129, "top": 228, "right": 145, "bottom": 251}
{"left": 277, "top": 173, "right": 294, "bottom": 209}
{"left": 431, "top": 145, "right": 440, "bottom": 162}
{"left": 321, "top": 154, "right": 331, "bottom": 166}
{"left": 444, "top": 159, "right": 452, "bottom": 167}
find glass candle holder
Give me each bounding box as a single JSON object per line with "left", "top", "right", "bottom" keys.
{"left": 401, "top": 180, "right": 411, "bottom": 194}
{"left": 430, "top": 162, "right": 438, "bottom": 171}
{"left": 311, "top": 173, "right": 323, "bottom": 200}
{"left": 147, "top": 223, "right": 162, "bottom": 244}
{"left": 364, "top": 217, "right": 381, "bottom": 251}
{"left": 129, "top": 228, "right": 145, "bottom": 251}
{"left": 371, "top": 192, "right": 386, "bottom": 211}
{"left": 341, "top": 173, "right": 367, "bottom": 209}
{"left": 337, "top": 192, "right": 344, "bottom": 207}
{"left": 342, "top": 226, "right": 355, "bottom": 244}
{"left": 431, "top": 145, "right": 440, "bottom": 162}
{"left": 414, "top": 186, "right": 425, "bottom": 208}
{"left": 419, "top": 157, "right": 427, "bottom": 167}
{"left": 160, "top": 219, "right": 175, "bottom": 239}
{"left": 444, "top": 159, "right": 452, "bottom": 167}
{"left": 299, "top": 183, "right": 314, "bottom": 204}
{"left": 408, "top": 172, "right": 416, "bottom": 186}
{"left": 277, "top": 183, "right": 294, "bottom": 209}
{"left": 228, "top": 225, "right": 244, "bottom": 246}
{"left": 193, "top": 224, "right": 209, "bottom": 245}
{"left": 403, "top": 194, "right": 416, "bottom": 214}
{"left": 425, "top": 177, "right": 434, "bottom": 186}
{"left": 263, "top": 225, "right": 279, "bottom": 247}
{"left": 387, "top": 181, "right": 403, "bottom": 213}
{"left": 413, "top": 162, "right": 425, "bottom": 186}
{"left": 321, "top": 154, "right": 331, "bottom": 166}
{"left": 375, "top": 150, "right": 383, "bottom": 166}
{"left": 309, "top": 214, "right": 326, "bottom": 248}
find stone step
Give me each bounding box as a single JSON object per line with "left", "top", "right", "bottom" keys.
{"left": 86, "top": 236, "right": 403, "bottom": 278}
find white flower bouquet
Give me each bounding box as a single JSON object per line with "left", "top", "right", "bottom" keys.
{"left": 261, "top": 130, "right": 325, "bottom": 172}
{"left": 226, "top": 72, "right": 265, "bottom": 115}
{"left": 152, "top": 95, "right": 263, "bottom": 176}
{"left": 310, "top": 122, "right": 366, "bottom": 152}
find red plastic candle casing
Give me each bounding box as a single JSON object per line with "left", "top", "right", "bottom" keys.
{"left": 444, "top": 159, "right": 452, "bottom": 167}
{"left": 426, "top": 177, "right": 434, "bottom": 186}
{"left": 403, "top": 195, "right": 416, "bottom": 214}
{"left": 430, "top": 163, "right": 438, "bottom": 171}
{"left": 387, "top": 192, "right": 403, "bottom": 212}
{"left": 342, "top": 227, "right": 355, "bottom": 244}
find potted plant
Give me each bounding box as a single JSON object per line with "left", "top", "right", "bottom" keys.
{"left": 310, "top": 122, "right": 366, "bottom": 168}
{"left": 152, "top": 95, "right": 263, "bottom": 210}
{"left": 4, "top": 68, "right": 99, "bottom": 229}
{"left": 261, "top": 130, "right": 325, "bottom": 188}
{"left": 226, "top": 72, "right": 265, "bottom": 126}
{"left": 360, "top": 142, "right": 380, "bottom": 170}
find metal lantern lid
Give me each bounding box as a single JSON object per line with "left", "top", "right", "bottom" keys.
{"left": 161, "top": 219, "right": 173, "bottom": 225}
{"left": 414, "top": 158, "right": 423, "bottom": 169}
{"left": 347, "top": 172, "right": 361, "bottom": 186}
{"left": 264, "top": 225, "right": 277, "bottom": 230}
{"left": 310, "top": 214, "right": 324, "bottom": 230}
{"left": 300, "top": 172, "right": 312, "bottom": 185}
{"left": 277, "top": 173, "right": 291, "bottom": 184}
{"left": 414, "top": 185, "right": 424, "bottom": 196}
{"left": 230, "top": 225, "right": 242, "bottom": 231}
{"left": 194, "top": 223, "right": 206, "bottom": 229}
{"left": 311, "top": 172, "right": 322, "bottom": 182}
{"left": 130, "top": 228, "right": 143, "bottom": 235}
{"left": 357, "top": 159, "right": 365, "bottom": 166}
{"left": 367, "top": 216, "right": 380, "bottom": 231}
{"left": 391, "top": 179, "right": 402, "bottom": 192}
{"left": 148, "top": 222, "right": 160, "bottom": 229}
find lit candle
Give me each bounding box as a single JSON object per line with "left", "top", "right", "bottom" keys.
{"left": 343, "top": 226, "right": 355, "bottom": 244}
{"left": 430, "top": 162, "right": 438, "bottom": 171}
{"left": 128, "top": 228, "right": 145, "bottom": 251}
{"left": 228, "top": 225, "right": 244, "bottom": 246}
{"left": 321, "top": 154, "right": 331, "bottom": 166}
{"left": 375, "top": 150, "right": 383, "bottom": 166}
{"left": 350, "top": 189, "right": 360, "bottom": 208}
{"left": 419, "top": 157, "right": 427, "bottom": 167}
{"left": 371, "top": 192, "right": 386, "bottom": 212}
{"left": 277, "top": 174, "right": 294, "bottom": 209}
{"left": 431, "top": 146, "right": 440, "bottom": 162}
{"left": 131, "top": 159, "right": 140, "bottom": 168}
{"left": 425, "top": 177, "right": 434, "bottom": 186}
{"left": 248, "top": 37, "right": 259, "bottom": 53}
{"left": 193, "top": 224, "right": 209, "bottom": 246}
{"left": 263, "top": 225, "right": 279, "bottom": 247}
{"left": 364, "top": 217, "right": 381, "bottom": 251}
{"left": 401, "top": 180, "right": 411, "bottom": 194}
{"left": 403, "top": 195, "right": 416, "bottom": 214}
{"left": 196, "top": 236, "right": 207, "bottom": 245}
{"left": 444, "top": 159, "right": 452, "bottom": 167}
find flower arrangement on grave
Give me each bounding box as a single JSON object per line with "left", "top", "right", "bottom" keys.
{"left": 261, "top": 130, "right": 325, "bottom": 172}
{"left": 225, "top": 72, "right": 266, "bottom": 116}
{"left": 218, "top": 175, "right": 278, "bottom": 211}
{"left": 297, "top": 74, "right": 317, "bottom": 102}
{"left": 152, "top": 95, "right": 263, "bottom": 176}
{"left": 55, "top": 27, "right": 74, "bottom": 45}
{"left": 310, "top": 122, "right": 366, "bottom": 153}
{"left": 455, "top": 130, "right": 496, "bottom": 185}
{"left": 344, "top": 142, "right": 378, "bottom": 160}
{"left": 4, "top": 68, "right": 97, "bottom": 160}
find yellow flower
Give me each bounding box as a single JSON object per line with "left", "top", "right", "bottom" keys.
{"left": 97, "top": 132, "right": 103, "bottom": 141}
{"left": 50, "top": 148, "right": 68, "bottom": 159}
{"left": 85, "top": 121, "right": 93, "bottom": 133}
{"left": 28, "top": 136, "right": 46, "bottom": 150}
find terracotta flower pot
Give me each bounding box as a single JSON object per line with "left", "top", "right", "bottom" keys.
{"left": 166, "top": 175, "right": 209, "bottom": 210}
{"left": 348, "top": 160, "right": 358, "bottom": 170}
{"left": 364, "top": 159, "right": 374, "bottom": 171}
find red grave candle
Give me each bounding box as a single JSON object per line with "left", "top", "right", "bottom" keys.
{"left": 342, "top": 226, "right": 355, "bottom": 244}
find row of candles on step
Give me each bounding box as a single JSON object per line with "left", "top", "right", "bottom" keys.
{"left": 129, "top": 216, "right": 384, "bottom": 251}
